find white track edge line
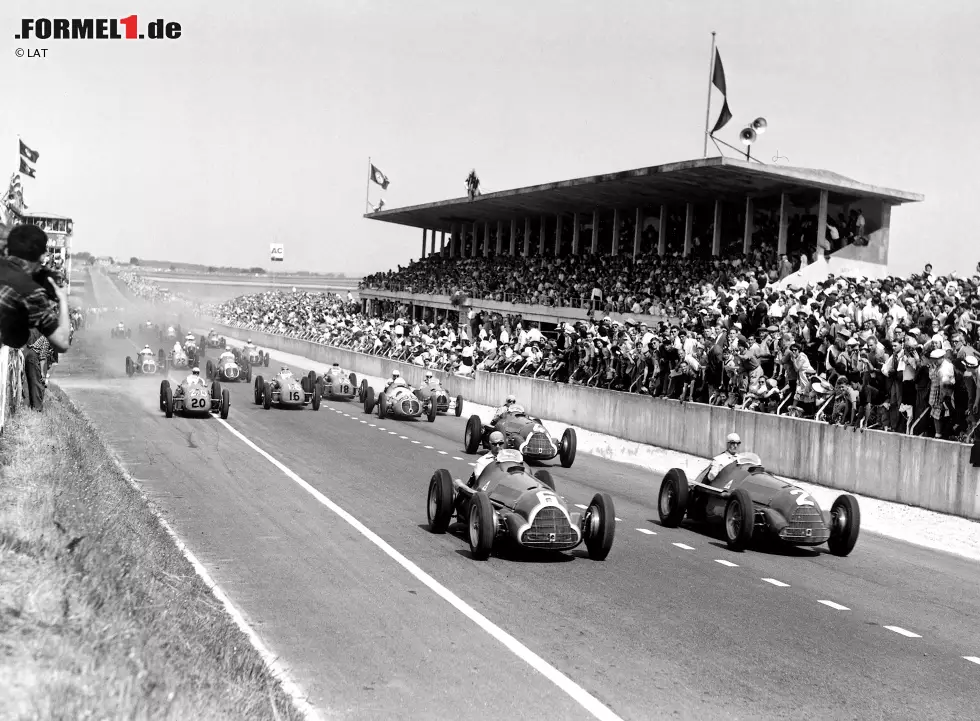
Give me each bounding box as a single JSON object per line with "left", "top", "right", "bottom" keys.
{"left": 54, "top": 388, "right": 322, "bottom": 721}
{"left": 964, "top": 656, "right": 980, "bottom": 665}
{"left": 216, "top": 418, "right": 624, "bottom": 721}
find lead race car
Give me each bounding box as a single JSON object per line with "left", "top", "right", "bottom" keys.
{"left": 362, "top": 380, "right": 437, "bottom": 422}
{"left": 657, "top": 452, "right": 860, "bottom": 555}
{"left": 253, "top": 368, "right": 321, "bottom": 411}
{"left": 110, "top": 322, "right": 131, "bottom": 339}
{"left": 206, "top": 349, "right": 250, "bottom": 383}
{"left": 315, "top": 362, "right": 358, "bottom": 401}
{"left": 237, "top": 343, "right": 270, "bottom": 368}
{"left": 203, "top": 329, "right": 226, "bottom": 349}
{"left": 416, "top": 377, "right": 464, "bottom": 417}
{"left": 425, "top": 449, "right": 615, "bottom": 561}
{"left": 125, "top": 349, "right": 167, "bottom": 377}
{"left": 159, "top": 377, "right": 230, "bottom": 419}
{"left": 464, "top": 407, "right": 576, "bottom": 468}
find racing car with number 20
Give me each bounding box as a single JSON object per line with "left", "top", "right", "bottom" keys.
{"left": 426, "top": 449, "right": 615, "bottom": 561}
{"left": 159, "top": 378, "right": 230, "bottom": 419}
{"left": 657, "top": 452, "right": 860, "bottom": 555}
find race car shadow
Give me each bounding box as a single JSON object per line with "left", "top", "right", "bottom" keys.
{"left": 706, "top": 540, "right": 822, "bottom": 558}
{"left": 430, "top": 523, "right": 576, "bottom": 563}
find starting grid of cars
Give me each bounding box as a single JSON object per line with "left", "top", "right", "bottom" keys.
{"left": 110, "top": 322, "right": 864, "bottom": 563}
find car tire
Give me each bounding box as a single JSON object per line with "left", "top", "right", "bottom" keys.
{"left": 206, "top": 360, "right": 214, "bottom": 380}
{"left": 312, "top": 382, "right": 321, "bottom": 411}
{"left": 159, "top": 379, "right": 170, "bottom": 412}
{"left": 307, "top": 370, "right": 317, "bottom": 393}
{"left": 455, "top": 395, "right": 464, "bottom": 417}
{"left": 464, "top": 414, "right": 482, "bottom": 454}
{"left": 377, "top": 392, "right": 387, "bottom": 419}
{"left": 253, "top": 375, "right": 264, "bottom": 405}
{"left": 263, "top": 382, "right": 272, "bottom": 410}
{"left": 349, "top": 372, "right": 357, "bottom": 389}
{"left": 559, "top": 427, "right": 577, "bottom": 468}
{"left": 468, "top": 491, "right": 495, "bottom": 561}
{"left": 427, "top": 469, "right": 455, "bottom": 534}
{"left": 534, "top": 469, "right": 556, "bottom": 492}
{"left": 211, "top": 380, "right": 222, "bottom": 402}
{"left": 363, "top": 386, "right": 375, "bottom": 414}
{"left": 126, "top": 356, "right": 134, "bottom": 377}
{"left": 301, "top": 375, "right": 311, "bottom": 394}
{"left": 164, "top": 386, "right": 174, "bottom": 418}
{"left": 827, "top": 494, "right": 861, "bottom": 557}
{"left": 583, "top": 492, "right": 616, "bottom": 561}
{"left": 220, "top": 389, "right": 230, "bottom": 419}
{"left": 427, "top": 399, "right": 437, "bottom": 423}
{"left": 359, "top": 378, "right": 368, "bottom": 402}
{"left": 724, "top": 488, "right": 755, "bottom": 552}
{"left": 264, "top": 353, "right": 269, "bottom": 367}
{"left": 658, "top": 468, "right": 689, "bottom": 527}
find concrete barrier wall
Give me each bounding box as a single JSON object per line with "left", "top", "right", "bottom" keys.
{"left": 206, "top": 322, "right": 980, "bottom": 520}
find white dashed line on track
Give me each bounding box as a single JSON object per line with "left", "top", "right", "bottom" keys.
{"left": 412, "top": 440, "right": 420, "bottom": 444}
{"left": 360, "top": 420, "right": 367, "bottom": 424}
{"left": 672, "top": 543, "right": 695, "bottom": 551}
{"left": 368, "top": 423, "right": 376, "bottom": 427}
{"left": 714, "top": 559, "right": 739, "bottom": 567}
{"left": 399, "top": 435, "right": 408, "bottom": 439}
{"left": 964, "top": 656, "right": 980, "bottom": 666}
{"left": 636, "top": 528, "right": 657, "bottom": 535}
{"left": 438, "top": 451, "right": 448, "bottom": 455}
{"left": 762, "top": 578, "right": 790, "bottom": 588}
{"left": 388, "top": 431, "right": 397, "bottom": 435}
{"left": 468, "top": 462, "right": 476, "bottom": 467}
{"left": 424, "top": 445, "right": 434, "bottom": 449}
{"left": 818, "top": 600, "right": 850, "bottom": 611}
{"left": 452, "top": 456, "right": 463, "bottom": 461}
{"left": 884, "top": 626, "right": 921, "bottom": 638}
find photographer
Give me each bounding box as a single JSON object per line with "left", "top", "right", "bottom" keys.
{"left": 0, "top": 224, "right": 71, "bottom": 411}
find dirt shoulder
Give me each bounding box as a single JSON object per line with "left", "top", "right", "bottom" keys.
{"left": 0, "top": 385, "right": 308, "bottom": 720}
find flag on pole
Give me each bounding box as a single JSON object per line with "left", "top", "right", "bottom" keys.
{"left": 370, "top": 164, "right": 390, "bottom": 189}
{"left": 710, "top": 49, "right": 732, "bottom": 134}
{"left": 19, "top": 158, "right": 36, "bottom": 179}
{"left": 19, "top": 140, "right": 39, "bottom": 164}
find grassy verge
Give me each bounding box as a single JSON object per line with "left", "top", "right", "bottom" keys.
{"left": 0, "top": 386, "right": 307, "bottom": 720}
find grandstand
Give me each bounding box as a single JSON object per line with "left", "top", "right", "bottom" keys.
{"left": 4, "top": 207, "right": 75, "bottom": 294}
{"left": 361, "top": 156, "right": 923, "bottom": 325}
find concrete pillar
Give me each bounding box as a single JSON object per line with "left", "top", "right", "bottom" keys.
{"left": 496, "top": 220, "right": 503, "bottom": 255}
{"left": 450, "top": 223, "right": 459, "bottom": 258}
{"left": 683, "top": 203, "right": 693, "bottom": 257}
{"left": 777, "top": 193, "right": 789, "bottom": 256}
{"left": 712, "top": 201, "right": 722, "bottom": 256}
{"left": 509, "top": 219, "right": 517, "bottom": 256}
{"left": 523, "top": 217, "right": 531, "bottom": 256}
{"left": 572, "top": 213, "right": 580, "bottom": 255}
{"left": 879, "top": 201, "right": 892, "bottom": 265}
{"left": 539, "top": 215, "right": 546, "bottom": 255}
{"left": 591, "top": 210, "right": 599, "bottom": 254}
{"left": 633, "top": 207, "right": 642, "bottom": 259}
{"left": 440, "top": 231, "right": 446, "bottom": 254}
{"left": 658, "top": 205, "right": 667, "bottom": 256}
{"left": 484, "top": 222, "right": 491, "bottom": 258}
{"left": 470, "top": 223, "right": 478, "bottom": 258}
{"left": 743, "top": 198, "right": 754, "bottom": 255}
{"left": 815, "top": 190, "right": 828, "bottom": 258}
{"left": 612, "top": 209, "right": 621, "bottom": 256}
{"left": 554, "top": 214, "right": 562, "bottom": 256}
{"left": 421, "top": 228, "right": 427, "bottom": 259}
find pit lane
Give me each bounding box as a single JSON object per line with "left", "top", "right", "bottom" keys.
{"left": 63, "top": 273, "right": 980, "bottom": 719}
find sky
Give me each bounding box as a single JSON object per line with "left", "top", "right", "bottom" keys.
{"left": 2, "top": 0, "right": 978, "bottom": 278}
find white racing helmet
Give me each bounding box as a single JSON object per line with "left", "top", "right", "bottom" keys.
{"left": 191, "top": 367, "right": 200, "bottom": 375}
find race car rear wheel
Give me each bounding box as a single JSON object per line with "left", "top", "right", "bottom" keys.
{"left": 306, "top": 370, "right": 317, "bottom": 393}
{"left": 263, "top": 353, "right": 269, "bottom": 367}
{"left": 559, "top": 428, "right": 577, "bottom": 468}
{"left": 827, "top": 494, "right": 860, "bottom": 557}
{"left": 583, "top": 492, "right": 615, "bottom": 561}
{"left": 164, "top": 386, "right": 174, "bottom": 418}
{"left": 464, "top": 415, "right": 482, "bottom": 454}
{"left": 377, "top": 392, "right": 387, "bottom": 419}
{"left": 125, "top": 356, "right": 134, "bottom": 377}
{"left": 426, "top": 399, "right": 437, "bottom": 423}
{"left": 220, "top": 389, "right": 230, "bottom": 419}
{"left": 253, "top": 375, "right": 264, "bottom": 405}
{"left": 362, "top": 386, "right": 375, "bottom": 414}
{"left": 206, "top": 360, "right": 214, "bottom": 380}
{"left": 455, "top": 395, "right": 464, "bottom": 417}
{"left": 658, "top": 469, "right": 689, "bottom": 527}
{"left": 159, "top": 379, "right": 170, "bottom": 412}
{"left": 724, "top": 488, "right": 755, "bottom": 552}
{"left": 427, "top": 469, "right": 455, "bottom": 533}
{"left": 359, "top": 379, "right": 368, "bottom": 402}
{"left": 349, "top": 372, "right": 357, "bottom": 389}
{"left": 301, "top": 375, "right": 311, "bottom": 394}
{"left": 468, "top": 491, "right": 495, "bottom": 561}
{"left": 211, "top": 380, "right": 222, "bottom": 402}
{"left": 534, "top": 470, "right": 556, "bottom": 492}
{"left": 263, "top": 382, "right": 272, "bottom": 410}
{"left": 311, "top": 383, "right": 321, "bottom": 411}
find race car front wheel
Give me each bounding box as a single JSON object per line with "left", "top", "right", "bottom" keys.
{"left": 724, "top": 488, "right": 755, "bottom": 552}
{"left": 583, "top": 492, "right": 615, "bottom": 561}
{"left": 658, "top": 469, "right": 689, "bottom": 527}
{"left": 427, "top": 469, "right": 455, "bottom": 534}
{"left": 468, "top": 492, "right": 495, "bottom": 561}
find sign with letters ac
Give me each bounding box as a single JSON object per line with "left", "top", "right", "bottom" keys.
{"left": 270, "top": 243, "right": 284, "bottom": 262}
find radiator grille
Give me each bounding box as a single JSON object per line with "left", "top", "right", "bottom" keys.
{"left": 400, "top": 398, "right": 421, "bottom": 415}
{"left": 225, "top": 366, "right": 239, "bottom": 378}
{"left": 523, "top": 432, "right": 555, "bottom": 457}
{"left": 522, "top": 508, "right": 577, "bottom": 548}
{"left": 779, "top": 505, "right": 830, "bottom": 543}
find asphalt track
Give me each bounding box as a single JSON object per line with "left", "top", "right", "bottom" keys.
{"left": 60, "top": 275, "right": 980, "bottom": 720}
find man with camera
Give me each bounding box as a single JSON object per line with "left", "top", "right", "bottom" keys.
{"left": 0, "top": 224, "right": 71, "bottom": 411}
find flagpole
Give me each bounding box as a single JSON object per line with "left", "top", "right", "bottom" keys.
{"left": 365, "top": 156, "right": 372, "bottom": 214}
{"left": 702, "top": 31, "right": 717, "bottom": 158}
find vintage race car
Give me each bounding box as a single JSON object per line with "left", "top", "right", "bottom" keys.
{"left": 159, "top": 378, "right": 230, "bottom": 419}
{"left": 110, "top": 322, "right": 131, "bottom": 339}
{"left": 207, "top": 354, "right": 249, "bottom": 383}
{"left": 362, "top": 381, "right": 437, "bottom": 422}
{"left": 253, "top": 371, "right": 321, "bottom": 411}
{"left": 168, "top": 349, "right": 191, "bottom": 371}
{"left": 416, "top": 381, "right": 464, "bottom": 417}
{"left": 464, "top": 409, "right": 576, "bottom": 468}
{"left": 237, "top": 345, "right": 270, "bottom": 367}
{"left": 159, "top": 324, "right": 182, "bottom": 342}
{"left": 204, "top": 330, "right": 226, "bottom": 349}
{"left": 126, "top": 350, "right": 167, "bottom": 377}
{"left": 657, "top": 452, "right": 860, "bottom": 556}
{"left": 425, "top": 449, "right": 615, "bottom": 561}
{"left": 138, "top": 321, "right": 156, "bottom": 337}
{"left": 316, "top": 363, "right": 358, "bottom": 400}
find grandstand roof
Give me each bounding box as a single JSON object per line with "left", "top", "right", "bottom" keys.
{"left": 365, "top": 156, "right": 924, "bottom": 232}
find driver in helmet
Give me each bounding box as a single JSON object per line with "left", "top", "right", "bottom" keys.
{"left": 491, "top": 394, "right": 521, "bottom": 425}
{"left": 385, "top": 369, "right": 407, "bottom": 392}
{"left": 185, "top": 333, "right": 196, "bottom": 347}
{"left": 172, "top": 340, "right": 185, "bottom": 358}
{"left": 245, "top": 338, "right": 256, "bottom": 352}
{"left": 138, "top": 344, "right": 155, "bottom": 362}
{"left": 219, "top": 345, "right": 235, "bottom": 363}
{"left": 707, "top": 433, "right": 744, "bottom": 481}
{"left": 184, "top": 367, "right": 205, "bottom": 389}
{"left": 278, "top": 366, "right": 293, "bottom": 379}
{"left": 467, "top": 430, "right": 507, "bottom": 488}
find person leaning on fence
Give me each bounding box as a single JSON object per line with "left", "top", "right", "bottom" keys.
{"left": 0, "top": 224, "right": 71, "bottom": 411}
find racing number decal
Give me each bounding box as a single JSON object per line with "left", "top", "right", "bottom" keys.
{"left": 190, "top": 397, "right": 206, "bottom": 409}
{"left": 789, "top": 489, "right": 815, "bottom": 507}
{"left": 289, "top": 390, "right": 301, "bottom": 402}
